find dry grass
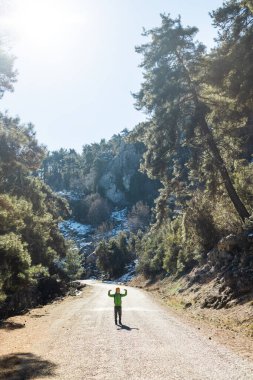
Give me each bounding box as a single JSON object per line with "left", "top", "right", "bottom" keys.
{"left": 133, "top": 275, "right": 253, "bottom": 334}
{"left": 129, "top": 274, "right": 253, "bottom": 360}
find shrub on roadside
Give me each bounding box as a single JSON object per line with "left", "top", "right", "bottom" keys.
{"left": 136, "top": 226, "right": 166, "bottom": 277}
{"left": 63, "top": 244, "right": 84, "bottom": 281}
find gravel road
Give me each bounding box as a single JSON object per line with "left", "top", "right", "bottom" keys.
{"left": 1, "top": 280, "right": 253, "bottom": 380}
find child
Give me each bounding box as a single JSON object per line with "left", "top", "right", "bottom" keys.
{"left": 108, "top": 287, "right": 127, "bottom": 325}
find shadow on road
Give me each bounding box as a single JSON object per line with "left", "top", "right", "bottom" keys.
{"left": 117, "top": 324, "right": 139, "bottom": 331}
{"left": 0, "top": 321, "right": 25, "bottom": 330}
{"left": 0, "top": 353, "right": 57, "bottom": 380}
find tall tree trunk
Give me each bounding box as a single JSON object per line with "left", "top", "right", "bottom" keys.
{"left": 198, "top": 112, "right": 250, "bottom": 222}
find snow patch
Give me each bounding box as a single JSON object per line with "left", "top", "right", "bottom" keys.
{"left": 116, "top": 272, "right": 135, "bottom": 283}
{"left": 111, "top": 208, "right": 128, "bottom": 223}
{"left": 79, "top": 241, "right": 93, "bottom": 248}
{"left": 57, "top": 190, "right": 81, "bottom": 201}
{"left": 115, "top": 262, "right": 136, "bottom": 283}
{"left": 59, "top": 220, "right": 92, "bottom": 237}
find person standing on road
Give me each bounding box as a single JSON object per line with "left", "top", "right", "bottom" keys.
{"left": 108, "top": 287, "right": 127, "bottom": 325}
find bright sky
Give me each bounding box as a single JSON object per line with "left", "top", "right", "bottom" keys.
{"left": 0, "top": 0, "right": 223, "bottom": 152}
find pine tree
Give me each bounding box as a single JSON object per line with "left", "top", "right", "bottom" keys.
{"left": 133, "top": 14, "right": 250, "bottom": 221}
{"left": 207, "top": 0, "right": 253, "bottom": 161}
{"left": 0, "top": 45, "right": 16, "bottom": 98}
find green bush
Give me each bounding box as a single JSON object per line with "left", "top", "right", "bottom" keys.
{"left": 70, "top": 193, "right": 111, "bottom": 226}
{"left": 95, "top": 233, "right": 132, "bottom": 278}
{"left": 135, "top": 184, "right": 251, "bottom": 279}
{"left": 182, "top": 192, "right": 221, "bottom": 256}
{"left": 0, "top": 115, "right": 69, "bottom": 310}
{"left": 136, "top": 226, "right": 166, "bottom": 277}
{"left": 63, "top": 244, "right": 84, "bottom": 281}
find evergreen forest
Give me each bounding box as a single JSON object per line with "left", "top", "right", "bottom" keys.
{"left": 0, "top": 0, "right": 253, "bottom": 316}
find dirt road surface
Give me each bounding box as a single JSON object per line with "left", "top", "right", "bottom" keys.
{"left": 0, "top": 281, "right": 253, "bottom": 380}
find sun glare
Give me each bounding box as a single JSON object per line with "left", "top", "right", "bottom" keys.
{"left": 0, "top": 0, "right": 85, "bottom": 51}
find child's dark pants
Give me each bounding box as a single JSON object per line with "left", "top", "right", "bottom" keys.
{"left": 114, "top": 306, "right": 122, "bottom": 324}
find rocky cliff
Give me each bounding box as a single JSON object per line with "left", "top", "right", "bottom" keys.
{"left": 98, "top": 142, "right": 159, "bottom": 206}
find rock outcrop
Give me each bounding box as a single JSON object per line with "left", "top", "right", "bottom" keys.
{"left": 186, "top": 231, "right": 253, "bottom": 309}
{"left": 98, "top": 142, "right": 159, "bottom": 206}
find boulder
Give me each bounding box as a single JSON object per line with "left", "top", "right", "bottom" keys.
{"left": 217, "top": 234, "right": 238, "bottom": 253}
